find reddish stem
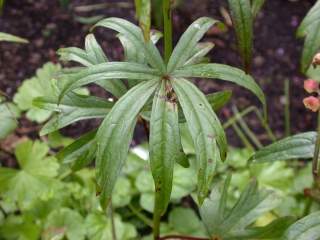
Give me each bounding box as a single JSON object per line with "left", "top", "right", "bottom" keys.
{"left": 159, "top": 235, "right": 209, "bottom": 240}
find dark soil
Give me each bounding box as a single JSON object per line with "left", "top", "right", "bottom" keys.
{"left": 0, "top": 0, "right": 318, "bottom": 150}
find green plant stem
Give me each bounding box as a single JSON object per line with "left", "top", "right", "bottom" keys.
{"left": 232, "top": 122, "right": 254, "bottom": 151}
{"left": 153, "top": 211, "right": 161, "bottom": 240}
{"left": 128, "top": 204, "right": 153, "bottom": 228}
{"left": 134, "top": 0, "right": 141, "bottom": 18}
{"left": 303, "top": 198, "right": 312, "bottom": 217}
{"left": 284, "top": 79, "right": 291, "bottom": 137}
{"left": 312, "top": 111, "right": 320, "bottom": 186}
{"left": 163, "top": 0, "right": 173, "bottom": 64}
{"left": 223, "top": 106, "right": 276, "bottom": 142}
{"left": 258, "top": 112, "right": 277, "bottom": 142}
{"left": 232, "top": 105, "right": 263, "bottom": 149}
{"left": 58, "top": 169, "right": 72, "bottom": 180}
{"left": 110, "top": 200, "right": 117, "bottom": 240}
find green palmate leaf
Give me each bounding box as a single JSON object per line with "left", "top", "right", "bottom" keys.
{"left": 56, "top": 130, "right": 97, "bottom": 171}
{"left": 200, "top": 175, "right": 282, "bottom": 239}
{"left": 43, "top": 208, "right": 85, "bottom": 240}
{"left": 149, "top": 81, "right": 182, "bottom": 217}
{"left": 235, "top": 217, "right": 294, "bottom": 239}
{"left": 283, "top": 211, "right": 320, "bottom": 240}
{"left": 34, "top": 92, "right": 113, "bottom": 135}
{"left": 0, "top": 32, "right": 28, "bottom": 43}
{"left": 13, "top": 62, "right": 61, "bottom": 123}
{"left": 93, "top": 17, "right": 165, "bottom": 72}
{"left": 172, "top": 63, "right": 266, "bottom": 109}
{"left": 172, "top": 78, "right": 227, "bottom": 203}
{"left": 47, "top": 131, "right": 73, "bottom": 148}
{"left": 135, "top": 0, "right": 151, "bottom": 41}
{"left": 168, "top": 207, "right": 207, "bottom": 237}
{"left": 135, "top": 163, "right": 196, "bottom": 212}
{"left": 0, "top": 215, "right": 40, "bottom": 240}
{"left": 85, "top": 212, "right": 137, "bottom": 240}
{"left": 300, "top": 21, "right": 320, "bottom": 73}
{"left": 0, "top": 140, "right": 60, "bottom": 208}
{"left": 96, "top": 79, "right": 159, "bottom": 208}
{"left": 228, "top": 0, "right": 253, "bottom": 72}
{"left": 0, "top": 102, "right": 20, "bottom": 140}
{"left": 184, "top": 42, "right": 215, "bottom": 66}
{"left": 167, "top": 17, "right": 221, "bottom": 73}
{"left": 297, "top": 0, "right": 320, "bottom": 37}
{"left": 58, "top": 62, "right": 160, "bottom": 99}
{"left": 58, "top": 34, "right": 127, "bottom": 98}
{"left": 112, "top": 177, "right": 133, "bottom": 208}
{"left": 251, "top": 0, "right": 266, "bottom": 18}
{"left": 250, "top": 132, "right": 317, "bottom": 163}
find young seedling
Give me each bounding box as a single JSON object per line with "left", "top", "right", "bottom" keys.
{"left": 37, "top": 2, "right": 265, "bottom": 238}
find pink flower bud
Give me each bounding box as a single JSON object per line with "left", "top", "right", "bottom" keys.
{"left": 303, "top": 96, "right": 320, "bottom": 112}
{"left": 304, "top": 79, "right": 319, "bottom": 93}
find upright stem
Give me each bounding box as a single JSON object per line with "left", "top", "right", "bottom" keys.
{"left": 284, "top": 79, "right": 291, "bottom": 137}
{"left": 163, "top": 0, "right": 173, "bottom": 64}
{"left": 153, "top": 211, "right": 161, "bottom": 240}
{"left": 232, "top": 105, "right": 262, "bottom": 149}
{"left": 152, "top": 2, "right": 173, "bottom": 239}
{"left": 312, "top": 111, "right": 320, "bottom": 186}
{"left": 110, "top": 200, "right": 117, "bottom": 240}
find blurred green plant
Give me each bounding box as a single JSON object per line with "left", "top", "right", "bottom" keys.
{"left": 297, "top": 0, "right": 320, "bottom": 73}
{"left": 13, "top": 62, "right": 89, "bottom": 123}
{"left": 0, "top": 102, "right": 20, "bottom": 140}
{"left": 0, "top": 138, "right": 317, "bottom": 239}
{"left": 0, "top": 32, "right": 28, "bottom": 44}
{"left": 227, "top": 0, "right": 266, "bottom": 72}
